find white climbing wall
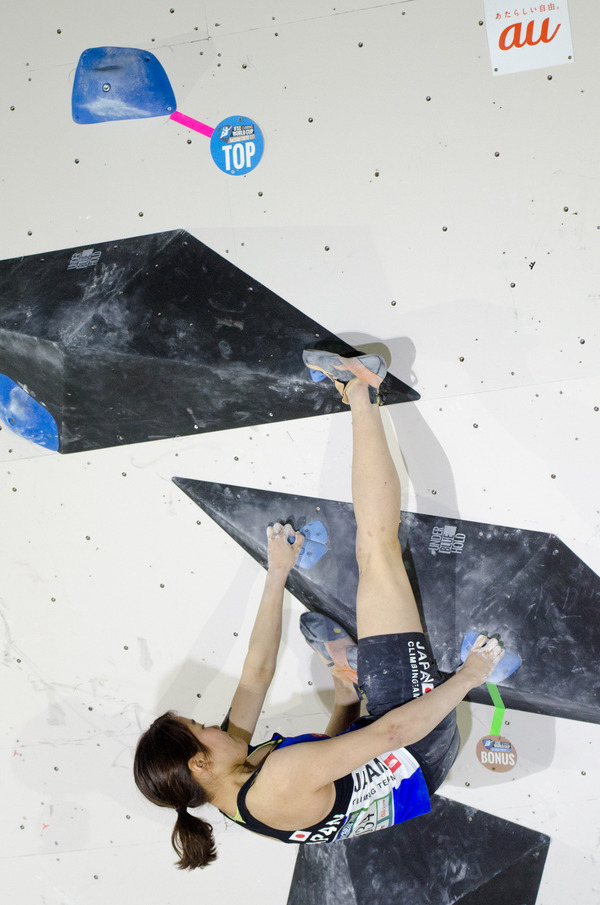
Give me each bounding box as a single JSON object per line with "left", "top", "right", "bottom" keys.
{"left": 1, "top": 1, "right": 599, "bottom": 903}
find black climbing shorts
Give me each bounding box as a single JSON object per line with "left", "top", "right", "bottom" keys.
{"left": 356, "top": 632, "right": 460, "bottom": 794}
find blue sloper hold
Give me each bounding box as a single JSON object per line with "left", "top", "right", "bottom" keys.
{"left": 288, "top": 520, "right": 329, "bottom": 569}
{"left": 72, "top": 47, "right": 176, "bottom": 124}
{"left": 302, "top": 520, "right": 328, "bottom": 544}
{"left": 0, "top": 374, "right": 59, "bottom": 450}
{"left": 460, "top": 630, "right": 522, "bottom": 685}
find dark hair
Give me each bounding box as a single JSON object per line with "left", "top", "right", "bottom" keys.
{"left": 134, "top": 711, "right": 217, "bottom": 869}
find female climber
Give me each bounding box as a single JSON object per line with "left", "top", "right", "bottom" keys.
{"left": 134, "top": 347, "right": 508, "bottom": 869}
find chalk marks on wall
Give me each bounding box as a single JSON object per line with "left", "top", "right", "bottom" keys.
{"left": 0, "top": 230, "right": 418, "bottom": 452}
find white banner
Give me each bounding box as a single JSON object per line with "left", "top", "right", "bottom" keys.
{"left": 484, "top": 0, "right": 574, "bottom": 75}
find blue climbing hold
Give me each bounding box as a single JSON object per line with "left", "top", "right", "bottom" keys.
{"left": 460, "top": 630, "right": 522, "bottom": 685}
{"left": 301, "top": 520, "right": 329, "bottom": 544}
{"left": 72, "top": 47, "right": 176, "bottom": 124}
{"left": 308, "top": 368, "right": 327, "bottom": 383}
{"left": 287, "top": 519, "right": 329, "bottom": 569}
{"left": 0, "top": 374, "right": 59, "bottom": 450}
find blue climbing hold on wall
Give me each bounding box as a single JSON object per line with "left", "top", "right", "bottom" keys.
{"left": 72, "top": 46, "right": 177, "bottom": 124}
{"left": 288, "top": 520, "right": 329, "bottom": 570}
{"left": 460, "top": 630, "right": 522, "bottom": 685}
{"left": 0, "top": 374, "right": 59, "bottom": 450}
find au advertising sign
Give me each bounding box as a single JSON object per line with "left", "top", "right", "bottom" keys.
{"left": 484, "top": 1, "right": 574, "bottom": 75}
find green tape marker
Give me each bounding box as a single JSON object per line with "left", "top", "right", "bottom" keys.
{"left": 486, "top": 682, "right": 505, "bottom": 736}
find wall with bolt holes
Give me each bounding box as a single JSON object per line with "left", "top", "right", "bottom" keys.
{"left": 0, "top": 1, "right": 599, "bottom": 903}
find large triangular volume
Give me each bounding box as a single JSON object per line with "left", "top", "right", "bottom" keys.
{"left": 173, "top": 478, "right": 600, "bottom": 724}
{"left": 0, "top": 230, "right": 418, "bottom": 453}
{"left": 287, "top": 796, "right": 550, "bottom": 905}
{"left": 172, "top": 476, "right": 359, "bottom": 636}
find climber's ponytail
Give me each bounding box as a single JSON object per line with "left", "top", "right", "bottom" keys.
{"left": 172, "top": 807, "right": 217, "bottom": 869}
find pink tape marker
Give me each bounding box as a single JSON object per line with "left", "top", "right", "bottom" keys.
{"left": 170, "top": 110, "right": 214, "bottom": 138}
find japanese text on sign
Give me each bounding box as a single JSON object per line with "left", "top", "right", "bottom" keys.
{"left": 484, "top": 0, "right": 573, "bottom": 74}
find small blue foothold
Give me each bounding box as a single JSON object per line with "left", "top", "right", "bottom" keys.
{"left": 308, "top": 368, "right": 327, "bottom": 383}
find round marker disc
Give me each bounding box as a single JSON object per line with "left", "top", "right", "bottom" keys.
{"left": 476, "top": 735, "right": 518, "bottom": 773}
{"left": 210, "top": 115, "right": 264, "bottom": 175}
